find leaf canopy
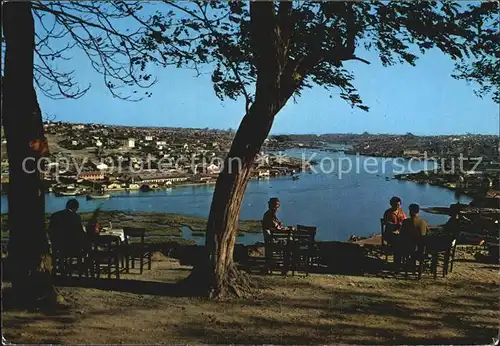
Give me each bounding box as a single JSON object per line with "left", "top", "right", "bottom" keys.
{"left": 151, "top": 1, "right": 499, "bottom": 110}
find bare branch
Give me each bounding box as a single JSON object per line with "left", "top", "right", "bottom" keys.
{"left": 29, "top": 1, "right": 181, "bottom": 100}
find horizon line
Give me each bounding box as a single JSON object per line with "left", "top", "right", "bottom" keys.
{"left": 43, "top": 119, "right": 499, "bottom": 137}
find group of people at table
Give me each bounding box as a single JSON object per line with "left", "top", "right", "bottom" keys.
{"left": 261, "top": 196, "right": 461, "bottom": 270}
{"left": 382, "top": 196, "right": 462, "bottom": 268}
{"left": 48, "top": 199, "right": 124, "bottom": 264}
{"left": 49, "top": 196, "right": 459, "bottom": 274}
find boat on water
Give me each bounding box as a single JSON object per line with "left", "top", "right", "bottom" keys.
{"left": 86, "top": 193, "right": 110, "bottom": 200}
{"left": 86, "top": 182, "right": 109, "bottom": 199}
{"left": 55, "top": 190, "right": 78, "bottom": 197}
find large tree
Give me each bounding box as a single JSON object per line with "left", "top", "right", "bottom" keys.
{"left": 2, "top": 1, "right": 54, "bottom": 307}
{"left": 1, "top": 1, "right": 179, "bottom": 306}
{"left": 149, "top": 1, "right": 499, "bottom": 298}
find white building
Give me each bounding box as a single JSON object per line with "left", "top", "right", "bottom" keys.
{"left": 104, "top": 183, "right": 122, "bottom": 191}
{"left": 258, "top": 169, "right": 270, "bottom": 177}
{"left": 96, "top": 163, "right": 108, "bottom": 170}
{"left": 128, "top": 138, "right": 135, "bottom": 148}
{"left": 206, "top": 164, "right": 220, "bottom": 175}
{"left": 145, "top": 135, "right": 153, "bottom": 141}
{"left": 403, "top": 150, "right": 421, "bottom": 156}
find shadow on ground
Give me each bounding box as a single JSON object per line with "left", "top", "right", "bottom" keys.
{"left": 2, "top": 250, "right": 499, "bottom": 344}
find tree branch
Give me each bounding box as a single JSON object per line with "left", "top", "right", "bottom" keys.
{"left": 249, "top": 2, "right": 279, "bottom": 76}
{"left": 196, "top": 3, "right": 253, "bottom": 113}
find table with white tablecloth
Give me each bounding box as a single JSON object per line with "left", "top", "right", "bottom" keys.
{"left": 98, "top": 228, "right": 125, "bottom": 242}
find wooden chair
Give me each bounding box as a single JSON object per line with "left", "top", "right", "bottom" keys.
{"left": 52, "top": 249, "right": 90, "bottom": 278}
{"left": 380, "top": 218, "right": 392, "bottom": 262}
{"left": 48, "top": 233, "right": 91, "bottom": 278}
{"left": 123, "top": 227, "right": 152, "bottom": 274}
{"left": 263, "top": 229, "right": 292, "bottom": 275}
{"left": 446, "top": 237, "right": 458, "bottom": 274}
{"left": 91, "top": 235, "right": 121, "bottom": 279}
{"left": 291, "top": 226, "right": 317, "bottom": 276}
{"left": 296, "top": 224, "right": 318, "bottom": 268}
{"left": 397, "top": 241, "right": 425, "bottom": 277}
{"left": 418, "top": 235, "right": 457, "bottom": 279}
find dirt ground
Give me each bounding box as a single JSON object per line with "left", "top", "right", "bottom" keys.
{"left": 2, "top": 250, "right": 499, "bottom": 345}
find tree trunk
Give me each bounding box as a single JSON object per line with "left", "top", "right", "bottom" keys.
{"left": 182, "top": 2, "right": 303, "bottom": 298}
{"left": 184, "top": 84, "right": 293, "bottom": 298}
{"left": 2, "top": 1, "right": 56, "bottom": 307}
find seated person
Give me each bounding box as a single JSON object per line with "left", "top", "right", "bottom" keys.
{"left": 262, "top": 197, "right": 288, "bottom": 232}
{"left": 397, "top": 203, "right": 429, "bottom": 268}
{"left": 48, "top": 199, "right": 90, "bottom": 256}
{"left": 443, "top": 203, "right": 465, "bottom": 237}
{"left": 382, "top": 196, "right": 407, "bottom": 243}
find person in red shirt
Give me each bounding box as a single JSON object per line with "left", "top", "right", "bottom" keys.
{"left": 382, "top": 196, "right": 407, "bottom": 250}
{"left": 383, "top": 196, "right": 407, "bottom": 231}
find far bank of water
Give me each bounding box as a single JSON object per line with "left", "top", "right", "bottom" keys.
{"left": 0, "top": 149, "right": 470, "bottom": 244}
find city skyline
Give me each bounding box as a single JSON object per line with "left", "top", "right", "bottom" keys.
{"left": 38, "top": 42, "right": 499, "bottom": 136}
{"left": 41, "top": 118, "right": 500, "bottom": 137}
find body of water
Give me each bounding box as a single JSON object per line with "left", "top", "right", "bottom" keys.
{"left": 1, "top": 149, "right": 470, "bottom": 245}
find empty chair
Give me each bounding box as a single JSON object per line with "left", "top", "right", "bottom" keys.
{"left": 296, "top": 225, "right": 317, "bottom": 233}
{"left": 418, "top": 234, "right": 457, "bottom": 279}
{"left": 123, "top": 227, "right": 152, "bottom": 274}
{"left": 291, "top": 226, "right": 317, "bottom": 276}
{"left": 263, "top": 229, "right": 292, "bottom": 275}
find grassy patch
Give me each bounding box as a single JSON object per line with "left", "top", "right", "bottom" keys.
{"left": 141, "top": 237, "right": 195, "bottom": 245}
{"left": 238, "top": 220, "right": 262, "bottom": 233}
{"left": 146, "top": 227, "right": 182, "bottom": 236}
{"left": 0, "top": 211, "right": 262, "bottom": 239}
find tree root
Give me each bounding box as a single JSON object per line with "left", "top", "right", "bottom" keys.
{"left": 179, "top": 262, "right": 256, "bottom": 299}
{"left": 222, "top": 263, "right": 256, "bottom": 299}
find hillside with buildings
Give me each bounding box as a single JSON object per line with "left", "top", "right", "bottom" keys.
{"left": 1, "top": 122, "right": 498, "bottom": 196}
{"left": 0, "top": 122, "right": 310, "bottom": 194}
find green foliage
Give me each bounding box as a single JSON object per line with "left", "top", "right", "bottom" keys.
{"left": 149, "top": 1, "right": 498, "bottom": 111}
{"left": 23, "top": 1, "right": 498, "bottom": 105}
{"left": 451, "top": 3, "right": 499, "bottom": 103}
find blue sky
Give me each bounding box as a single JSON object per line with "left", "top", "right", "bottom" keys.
{"left": 37, "top": 30, "right": 499, "bottom": 136}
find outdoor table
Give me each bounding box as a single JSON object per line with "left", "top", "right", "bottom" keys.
{"left": 92, "top": 228, "right": 126, "bottom": 275}
{"left": 98, "top": 228, "right": 125, "bottom": 242}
